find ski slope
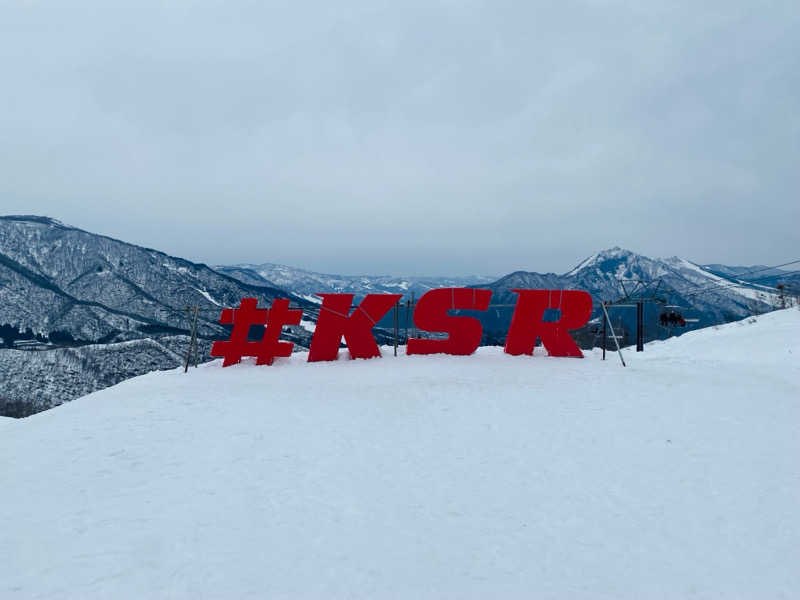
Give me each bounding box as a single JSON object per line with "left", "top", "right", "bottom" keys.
{"left": 2, "top": 310, "right": 799, "bottom": 599}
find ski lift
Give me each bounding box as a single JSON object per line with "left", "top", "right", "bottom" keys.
{"left": 659, "top": 304, "right": 703, "bottom": 328}
{"left": 659, "top": 306, "right": 686, "bottom": 328}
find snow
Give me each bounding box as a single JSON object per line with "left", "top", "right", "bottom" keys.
{"left": 2, "top": 309, "right": 799, "bottom": 598}
{"left": 299, "top": 318, "right": 317, "bottom": 332}
{"left": 193, "top": 288, "right": 221, "bottom": 306}
{"left": 664, "top": 257, "right": 781, "bottom": 305}
{"left": 381, "top": 281, "right": 410, "bottom": 290}
{"left": 301, "top": 293, "right": 322, "bottom": 304}
{"left": 565, "top": 252, "right": 598, "bottom": 276}
{"left": 672, "top": 257, "right": 729, "bottom": 283}
{"left": 725, "top": 284, "right": 779, "bottom": 304}
{"left": 161, "top": 263, "right": 192, "bottom": 276}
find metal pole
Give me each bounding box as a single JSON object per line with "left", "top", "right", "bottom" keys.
{"left": 404, "top": 298, "right": 411, "bottom": 344}
{"left": 601, "top": 302, "right": 626, "bottom": 367}
{"left": 636, "top": 301, "right": 643, "bottom": 352}
{"left": 409, "top": 291, "right": 416, "bottom": 339}
{"left": 602, "top": 302, "right": 607, "bottom": 360}
{"left": 393, "top": 301, "right": 398, "bottom": 356}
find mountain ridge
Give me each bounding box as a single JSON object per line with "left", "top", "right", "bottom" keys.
{"left": 0, "top": 214, "right": 314, "bottom": 344}
{"left": 216, "top": 261, "right": 497, "bottom": 304}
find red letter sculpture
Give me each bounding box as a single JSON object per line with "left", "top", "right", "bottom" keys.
{"left": 211, "top": 298, "right": 302, "bottom": 366}
{"left": 504, "top": 289, "right": 592, "bottom": 357}
{"left": 308, "top": 293, "right": 402, "bottom": 362}
{"left": 407, "top": 288, "right": 492, "bottom": 355}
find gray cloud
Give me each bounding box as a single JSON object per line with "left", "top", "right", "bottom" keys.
{"left": 1, "top": 0, "right": 798, "bottom": 275}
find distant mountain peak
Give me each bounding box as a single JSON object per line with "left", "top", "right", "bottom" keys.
{"left": 565, "top": 247, "right": 642, "bottom": 276}
{"left": 594, "top": 246, "right": 647, "bottom": 261}
{"left": 0, "top": 215, "right": 68, "bottom": 228}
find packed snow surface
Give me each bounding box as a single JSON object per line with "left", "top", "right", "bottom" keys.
{"left": 2, "top": 310, "right": 799, "bottom": 599}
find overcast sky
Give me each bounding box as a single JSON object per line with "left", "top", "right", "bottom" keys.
{"left": 1, "top": 1, "right": 798, "bottom": 276}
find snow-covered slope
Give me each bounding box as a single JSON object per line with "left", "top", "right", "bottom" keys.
{"left": 2, "top": 309, "right": 798, "bottom": 598}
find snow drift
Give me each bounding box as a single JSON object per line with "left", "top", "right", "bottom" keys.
{"left": 2, "top": 310, "right": 799, "bottom": 598}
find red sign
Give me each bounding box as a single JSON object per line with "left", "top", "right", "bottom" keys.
{"left": 211, "top": 288, "right": 592, "bottom": 367}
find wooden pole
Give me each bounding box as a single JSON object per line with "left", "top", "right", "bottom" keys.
{"left": 191, "top": 306, "right": 199, "bottom": 367}
{"left": 184, "top": 305, "right": 200, "bottom": 372}
{"left": 184, "top": 306, "right": 194, "bottom": 373}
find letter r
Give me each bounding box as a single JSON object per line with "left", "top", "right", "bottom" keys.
{"left": 504, "top": 289, "right": 592, "bottom": 357}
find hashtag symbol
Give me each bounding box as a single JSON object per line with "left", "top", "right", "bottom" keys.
{"left": 210, "top": 298, "right": 302, "bottom": 367}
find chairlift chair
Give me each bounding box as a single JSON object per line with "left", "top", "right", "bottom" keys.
{"left": 659, "top": 307, "right": 686, "bottom": 328}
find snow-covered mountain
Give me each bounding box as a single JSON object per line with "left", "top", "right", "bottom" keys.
{"left": 0, "top": 215, "right": 313, "bottom": 345}
{"left": 477, "top": 247, "right": 791, "bottom": 344}
{"left": 216, "top": 262, "right": 496, "bottom": 303}
{"left": 488, "top": 246, "right": 783, "bottom": 310}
